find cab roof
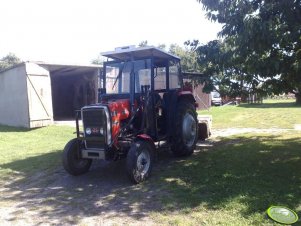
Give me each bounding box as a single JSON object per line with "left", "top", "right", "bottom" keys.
{"left": 101, "top": 46, "right": 180, "bottom": 62}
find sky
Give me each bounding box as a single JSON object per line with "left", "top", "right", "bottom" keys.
{"left": 0, "top": 0, "right": 222, "bottom": 64}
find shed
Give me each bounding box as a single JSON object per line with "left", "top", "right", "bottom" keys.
{"left": 0, "top": 62, "right": 101, "bottom": 128}
{"left": 183, "top": 72, "right": 211, "bottom": 110}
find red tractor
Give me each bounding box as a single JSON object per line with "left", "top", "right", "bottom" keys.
{"left": 63, "top": 46, "right": 209, "bottom": 183}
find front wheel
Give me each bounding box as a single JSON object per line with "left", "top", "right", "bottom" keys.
{"left": 126, "top": 140, "right": 154, "bottom": 184}
{"left": 62, "top": 138, "right": 92, "bottom": 176}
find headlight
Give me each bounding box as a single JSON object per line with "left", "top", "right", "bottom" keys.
{"left": 85, "top": 127, "right": 92, "bottom": 135}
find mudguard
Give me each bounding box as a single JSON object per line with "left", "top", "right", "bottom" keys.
{"left": 136, "top": 134, "right": 155, "bottom": 150}
{"left": 177, "top": 90, "right": 196, "bottom": 105}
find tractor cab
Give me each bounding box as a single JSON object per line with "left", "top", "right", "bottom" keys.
{"left": 99, "top": 46, "right": 185, "bottom": 140}
{"left": 63, "top": 46, "right": 202, "bottom": 184}
{"left": 101, "top": 46, "right": 182, "bottom": 96}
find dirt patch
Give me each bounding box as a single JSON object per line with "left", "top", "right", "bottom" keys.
{"left": 0, "top": 160, "right": 161, "bottom": 225}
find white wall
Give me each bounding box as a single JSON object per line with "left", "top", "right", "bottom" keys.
{"left": 0, "top": 64, "right": 30, "bottom": 127}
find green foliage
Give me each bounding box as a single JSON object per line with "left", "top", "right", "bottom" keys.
{"left": 156, "top": 43, "right": 166, "bottom": 50}
{"left": 197, "top": 39, "right": 256, "bottom": 98}
{"left": 169, "top": 43, "right": 201, "bottom": 73}
{"left": 197, "top": 0, "right": 301, "bottom": 103}
{"left": 138, "top": 40, "right": 148, "bottom": 47}
{"left": 91, "top": 56, "right": 105, "bottom": 65}
{"left": 0, "top": 53, "right": 21, "bottom": 71}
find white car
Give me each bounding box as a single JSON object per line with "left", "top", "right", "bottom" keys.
{"left": 211, "top": 92, "right": 222, "bottom": 106}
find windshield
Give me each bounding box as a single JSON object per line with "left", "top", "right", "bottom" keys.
{"left": 105, "top": 59, "right": 151, "bottom": 94}
{"left": 105, "top": 62, "right": 130, "bottom": 94}
{"left": 212, "top": 92, "right": 221, "bottom": 98}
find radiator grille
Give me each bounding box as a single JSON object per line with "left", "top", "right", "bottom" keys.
{"left": 82, "top": 108, "right": 107, "bottom": 149}
{"left": 83, "top": 109, "right": 105, "bottom": 128}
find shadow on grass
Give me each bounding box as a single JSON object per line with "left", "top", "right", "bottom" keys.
{"left": 238, "top": 102, "right": 300, "bottom": 109}
{"left": 0, "top": 124, "right": 35, "bottom": 133}
{"left": 1, "top": 135, "right": 301, "bottom": 224}
{"left": 0, "top": 151, "right": 62, "bottom": 177}
{"left": 157, "top": 135, "right": 301, "bottom": 219}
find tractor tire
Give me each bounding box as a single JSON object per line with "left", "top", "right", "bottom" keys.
{"left": 172, "top": 101, "right": 198, "bottom": 157}
{"left": 126, "top": 140, "right": 154, "bottom": 184}
{"left": 63, "top": 138, "right": 92, "bottom": 176}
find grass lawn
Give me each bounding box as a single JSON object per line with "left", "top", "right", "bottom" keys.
{"left": 0, "top": 125, "right": 74, "bottom": 180}
{"left": 199, "top": 99, "right": 301, "bottom": 129}
{"left": 152, "top": 131, "right": 301, "bottom": 225}
{"left": 0, "top": 99, "right": 301, "bottom": 225}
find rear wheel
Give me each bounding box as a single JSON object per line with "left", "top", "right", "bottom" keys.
{"left": 172, "top": 102, "right": 198, "bottom": 157}
{"left": 126, "top": 140, "right": 154, "bottom": 184}
{"left": 63, "top": 138, "right": 92, "bottom": 176}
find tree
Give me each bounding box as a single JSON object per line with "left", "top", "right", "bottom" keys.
{"left": 136, "top": 41, "right": 200, "bottom": 72}
{"left": 169, "top": 42, "right": 201, "bottom": 73}
{"left": 91, "top": 56, "right": 105, "bottom": 65}
{"left": 196, "top": 40, "right": 229, "bottom": 96}
{"left": 157, "top": 43, "right": 167, "bottom": 50}
{"left": 197, "top": 39, "right": 261, "bottom": 98}
{"left": 197, "top": 0, "right": 301, "bottom": 104}
{"left": 138, "top": 41, "right": 167, "bottom": 50}
{"left": 0, "top": 53, "right": 21, "bottom": 71}
{"left": 138, "top": 40, "right": 148, "bottom": 47}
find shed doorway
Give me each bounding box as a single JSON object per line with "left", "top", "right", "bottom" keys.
{"left": 39, "top": 63, "right": 100, "bottom": 120}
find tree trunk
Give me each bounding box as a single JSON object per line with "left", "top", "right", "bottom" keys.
{"left": 296, "top": 92, "right": 301, "bottom": 105}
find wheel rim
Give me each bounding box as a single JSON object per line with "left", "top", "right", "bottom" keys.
{"left": 182, "top": 112, "right": 197, "bottom": 147}
{"left": 136, "top": 148, "right": 151, "bottom": 175}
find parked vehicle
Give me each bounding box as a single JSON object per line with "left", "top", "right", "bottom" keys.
{"left": 211, "top": 91, "right": 222, "bottom": 106}
{"left": 63, "top": 46, "right": 211, "bottom": 183}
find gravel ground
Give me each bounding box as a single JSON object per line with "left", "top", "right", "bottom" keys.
{"left": 0, "top": 160, "right": 161, "bottom": 226}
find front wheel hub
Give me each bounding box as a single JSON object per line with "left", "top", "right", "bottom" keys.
{"left": 136, "top": 149, "right": 150, "bottom": 175}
